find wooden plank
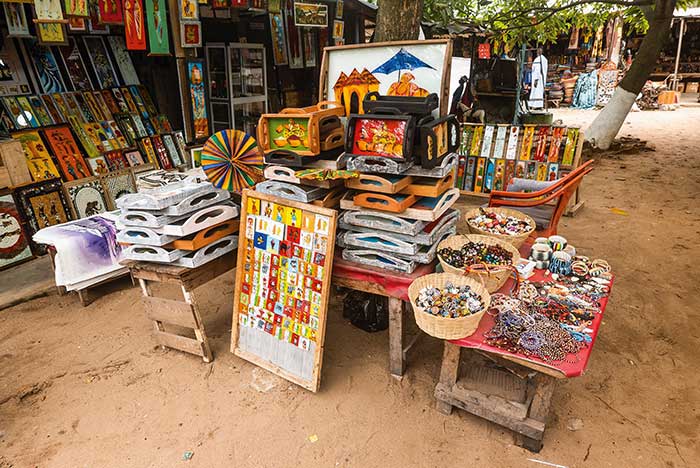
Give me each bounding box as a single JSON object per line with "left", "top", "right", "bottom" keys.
{"left": 144, "top": 296, "right": 198, "bottom": 328}
{"left": 181, "top": 285, "right": 213, "bottom": 363}
{"left": 388, "top": 298, "right": 405, "bottom": 378}
{"left": 435, "top": 342, "right": 460, "bottom": 415}
{"left": 0, "top": 139, "right": 32, "bottom": 187}
{"left": 127, "top": 254, "right": 236, "bottom": 289}
{"left": 434, "top": 382, "right": 545, "bottom": 440}
{"left": 332, "top": 275, "right": 389, "bottom": 296}
{"left": 153, "top": 330, "right": 205, "bottom": 357}
{"left": 518, "top": 374, "right": 557, "bottom": 452}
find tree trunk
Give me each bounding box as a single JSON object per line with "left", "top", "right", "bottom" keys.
{"left": 374, "top": 0, "right": 423, "bottom": 42}
{"left": 585, "top": 0, "right": 677, "bottom": 149}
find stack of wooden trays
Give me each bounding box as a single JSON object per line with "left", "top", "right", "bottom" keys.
{"left": 116, "top": 181, "right": 239, "bottom": 268}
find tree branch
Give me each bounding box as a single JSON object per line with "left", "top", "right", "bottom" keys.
{"left": 486, "top": 0, "right": 655, "bottom": 26}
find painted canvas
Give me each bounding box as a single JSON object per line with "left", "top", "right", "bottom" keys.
{"left": 285, "top": 8, "right": 303, "bottom": 69}
{"left": 180, "top": 21, "right": 202, "bottom": 48}
{"left": 101, "top": 169, "right": 136, "bottom": 209}
{"left": 123, "top": 0, "right": 147, "bottom": 50}
{"left": 123, "top": 149, "right": 145, "bottom": 166}
{"left": 294, "top": 1, "right": 327, "bottom": 27}
{"left": 82, "top": 36, "right": 120, "bottom": 88}
{"left": 59, "top": 37, "right": 94, "bottom": 91}
{"left": 151, "top": 134, "right": 173, "bottom": 169}
{"left": 303, "top": 30, "right": 316, "bottom": 68}
{"left": 87, "top": 1, "right": 110, "bottom": 34}
{"left": 179, "top": 0, "right": 198, "bottom": 19}
{"left": 4, "top": 3, "right": 30, "bottom": 37}
{"left": 1, "top": 98, "right": 26, "bottom": 129}
{"left": 137, "top": 137, "right": 158, "bottom": 166}
{"left": 106, "top": 36, "right": 140, "bottom": 85}
{"left": 63, "top": 177, "right": 108, "bottom": 218}
{"left": 24, "top": 39, "right": 66, "bottom": 93}
{"left": 64, "top": 0, "right": 89, "bottom": 17}
{"left": 28, "top": 96, "right": 54, "bottom": 126}
{"left": 324, "top": 41, "right": 450, "bottom": 115}
{"left": 104, "top": 150, "right": 129, "bottom": 171}
{"left": 98, "top": 0, "right": 124, "bottom": 24}
{"left": 145, "top": 0, "right": 171, "bottom": 56}
{"left": 350, "top": 118, "right": 409, "bottom": 160}
{"left": 42, "top": 125, "right": 92, "bottom": 181}
{"left": 12, "top": 129, "right": 62, "bottom": 181}
{"left": 15, "top": 96, "right": 39, "bottom": 127}
{"left": 186, "top": 59, "right": 209, "bottom": 140}
{"left": 269, "top": 12, "right": 288, "bottom": 66}
{"left": 13, "top": 179, "right": 72, "bottom": 239}
{"left": 162, "top": 134, "right": 183, "bottom": 166}
{"left": 0, "top": 34, "right": 31, "bottom": 96}
{"left": 87, "top": 155, "right": 110, "bottom": 175}
{"left": 41, "top": 95, "right": 65, "bottom": 123}
{"left": 34, "top": 0, "right": 64, "bottom": 21}
{"left": 36, "top": 23, "right": 69, "bottom": 46}
{"left": 173, "top": 131, "right": 187, "bottom": 158}
{"left": 0, "top": 191, "right": 33, "bottom": 270}
{"left": 68, "top": 17, "right": 88, "bottom": 31}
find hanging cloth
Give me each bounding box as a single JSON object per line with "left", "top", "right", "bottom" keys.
{"left": 528, "top": 54, "right": 548, "bottom": 109}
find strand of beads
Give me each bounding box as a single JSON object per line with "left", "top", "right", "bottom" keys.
{"left": 438, "top": 241, "right": 513, "bottom": 269}
{"left": 468, "top": 209, "right": 534, "bottom": 236}
{"left": 416, "top": 282, "right": 484, "bottom": 318}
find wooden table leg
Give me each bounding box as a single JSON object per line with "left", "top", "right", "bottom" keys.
{"left": 139, "top": 278, "right": 165, "bottom": 342}
{"left": 519, "top": 373, "right": 557, "bottom": 452}
{"left": 181, "top": 285, "right": 213, "bottom": 363}
{"left": 388, "top": 297, "right": 405, "bottom": 379}
{"left": 435, "top": 341, "right": 461, "bottom": 415}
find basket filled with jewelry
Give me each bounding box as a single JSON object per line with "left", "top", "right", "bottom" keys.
{"left": 464, "top": 207, "right": 536, "bottom": 248}
{"left": 437, "top": 234, "right": 520, "bottom": 293}
{"left": 408, "top": 273, "right": 491, "bottom": 339}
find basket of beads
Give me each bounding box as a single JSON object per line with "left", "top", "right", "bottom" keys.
{"left": 408, "top": 273, "right": 491, "bottom": 339}
{"left": 464, "top": 207, "right": 535, "bottom": 248}
{"left": 437, "top": 234, "right": 521, "bottom": 293}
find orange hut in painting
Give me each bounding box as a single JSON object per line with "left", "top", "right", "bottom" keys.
{"left": 333, "top": 68, "right": 379, "bottom": 115}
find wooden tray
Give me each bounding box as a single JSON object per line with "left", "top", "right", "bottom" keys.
{"left": 117, "top": 227, "right": 179, "bottom": 247}
{"left": 311, "top": 186, "right": 344, "bottom": 208}
{"left": 339, "top": 210, "right": 427, "bottom": 236}
{"left": 347, "top": 155, "right": 414, "bottom": 174}
{"left": 345, "top": 173, "right": 414, "bottom": 194}
{"left": 168, "top": 220, "right": 239, "bottom": 251}
{"left": 264, "top": 165, "right": 342, "bottom": 189}
{"left": 341, "top": 248, "right": 417, "bottom": 274}
{"left": 122, "top": 244, "right": 186, "bottom": 263}
{"left": 263, "top": 149, "right": 345, "bottom": 168}
{"left": 154, "top": 204, "right": 238, "bottom": 237}
{"left": 118, "top": 210, "right": 189, "bottom": 229}
{"left": 395, "top": 228, "right": 455, "bottom": 264}
{"left": 338, "top": 231, "right": 420, "bottom": 255}
{"left": 345, "top": 113, "right": 416, "bottom": 163}
{"left": 404, "top": 153, "right": 458, "bottom": 178}
{"left": 352, "top": 192, "right": 418, "bottom": 213}
{"left": 320, "top": 127, "right": 344, "bottom": 152}
{"left": 399, "top": 171, "right": 455, "bottom": 197}
{"left": 116, "top": 181, "right": 217, "bottom": 211}
{"left": 174, "top": 235, "right": 238, "bottom": 269}
{"left": 341, "top": 188, "right": 459, "bottom": 222}
{"left": 255, "top": 180, "right": 327, "bottom": 202}
{"left": 338, "top": 208, "right": 459, "bottom": 245}
{"left": 414, "top": 114, "right": 460, "bottom": 169}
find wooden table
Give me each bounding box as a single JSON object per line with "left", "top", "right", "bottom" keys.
{"left": 433, "top": 252, "right": 614, "bottom": 452}
{"left": 332, "top": 255, "right": 436, "bottom": 378}
{"left": 124, "top": 255, "right": 236, "bottom": 362}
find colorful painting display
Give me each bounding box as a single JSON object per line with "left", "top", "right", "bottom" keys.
{"left": 350, "top": 117, "right": 408, "bottom": 159}
{"left": 68, "top": 17, "right": 87, "bottom": 31}
{"left": 106, "top": 35, "right": 140, "bottom": 85}
{"left": 201, "top": 130, "right": 264, "bottom": 192}
{"left": 285, "top": 7, "right": 303, "bottom": 69}
{"left": 123, "top": 149, "right": 145, "bottom": 166}
{"left": 101, "top": 169, "right": 136, "bottom": 209}
{"left": 0, "top": 192, "right": 33, "bottom": 270}
{"left": 34, "top": 0, "right": 64, "bottom": 22}
{"left": 25, "top": 39, "right": 66, "bottom": 93}
{"left": 12, "top": 129, "right": 62, "bottom": 181}
{"left": 186, "top": 59, "right": 209, "bottom": 140}
{"left": 232, "top": 191, "right": 337, "bottom": 392}
{"left": 180, "top": 21, "right": 202, "bottom": 48}
{"left": 4, "top": 3, "right": 30, "bottom": 37}
{"left": 123, "top": 0, "right": 147, "bottom": 50}
{"left": 97, "top": 0, "right": 124, "bottom": 24}
{"left": 63, "top": 178, "right": 108, "bottom": 218}
{"left": 13, "top": 179, "right": 72, "bottom": 241}
{"left": 294, "top": 1, "right": 328, "bottom": 27}
{"left": 302, "top": 30, "right": 316, "bottom": 67}
{"left": 179, "top": 0, "right": 198, "bottom": 19}
{"left": 87, "top": 155, "right": 110, "bottom": 175}
{"left": 15, "top": 96, "right": 39, "bottom": 127}
{"left": 28, "top": 96, "right": 53, "bottom": 126}
{"left": 36, "top": 23, "right": 69, "bottom": 46}
{"left": 64, "top": 0, "right": 89, "bottom": 17}
{"left": 145, "top": 0, "right": 171, "bottom": 56}
{"left": 59, "top": 37, "right": 94, "bottom": 90}
{"left": 269, "top": 12, "right": 288, "bottom": 66}
{"left": 42, "top": 125, "right": 92, "bottom": 180}
{"left": 82, "top": 36, "right": 120, "bottom": 88}
{"left": 267, "top": 117, "right": 309, "bottom": 152}
{"left": 333, "top": 19, "right": 343, "bottom": 39}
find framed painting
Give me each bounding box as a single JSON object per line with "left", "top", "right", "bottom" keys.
{"left": 58, "top": 37, "right": 94, "bottom": 91}
{"left": 0, "top": 190, "right": 34, "bottom": 270}
{"left": 62, "top": 177, "right": 108, "bottom": 219}
{"left": 64, "top": 0, "right": 89, "bottom": 17}
{"left": 104, "top": 150, "right": 129, "bottom": 171}
{"left": 100, "top": 169, "right": 136, "bottom": 209}
{"left": 320, "top": 39, "right": 453, "bottom": 116}
{"left": 1, "top": 97, "right": 28, "bottom": 130}
{"left": 114, "top": 113, "right": 137, "bottom": 145}
{"left": 150, "top": 134, "right": 173, "bottom": 169}
{"left": 336, "top": 0, "right": 343, "bottom": 18}
{"left": 123, "top": 149, "right": 145, "bottom": 166}
{"left": 87, "top": 155, "right": 110, "bottom": 175}
{"left": 70, "top": 92, "right": 97, "bottom": 122}
{"left": 189, "top": 145, "right": 203, "bottom": 168}
{"left": 4, "top": 3, "right": 31, "bottom": 37}
{"left": 123, "top": 0, "right": 147, "bottom": 50}
{"left": 106, "top": 35, "right": 140, "bottom": 85}
{"left": 173, "top": 130, "right": 186, "bottom": 158}
{"left": 40, "top": 95, "right": 65, "bottom": 124}
{"left": 101, "top": 90, "right": 122, "bottom": 115}
{"left": 13, "top": 179, "right": 72, "bottom": 246}
{"left": 34, "top": 0, "right": 65, "bottom": 22}
{"left": 137, "top": 137, "right": 158, "bottom": 166}
{"left": 121, "top": 87, "right": 139, "bottom": 112}
{"left": 269, "top": 12, "right": 288, "bottom": 66}
{"left": 294, "top": 1, "right": 328, "bottom": 28}
{"left": 285, "top": 7, "right": 303, "bottom": 69}
{"left": 99, "top": 121, "right": 120, "bottom": 149}
{"left": 131, "top": 113, "right": 148, "bottom": 137}
{"left": 162, "top": 133, "right": 183, "bottom": 166}
{"left": 145, "top": 0, "right": 171, "bottom": 56}
{"left": 180, "top": 21, "right": 202, "bottom": 48}
{"left": 333, "top": 19, "right": 344, "bottom": 39}
{"left": 111, "top": 88, "right": 130, "bottom": 113}
{"left": 82, "top": 36, "right": 120, "bottom": 88}
{"left": 12, "top": 129, "right": 62, "bottom": 181}
{"left": 36, "top": 23, "right": 69, "bottom": 46}
{"left": 92, "top": 91, "right": 113, "bottom": 120}
{"left": 98, "top": 0, "right": 124, "bottom": 24}
{"left": 83, "top": 121, "right": 111, "bottom": 152}
{"left": 28, "top": 95, "right": 54, "bottom": 126}
{"left": 68, "top": 17, "right": 87, "bottom": 32}
{"left": 185, "top": 58, "right": 209, "bottom": 140}
{"left": 137, "top": 84, "right": 158, "bottom": 115}
{"left": 41, "top": 125, "right": 92, "bottom": 181}
{"left": 0, "top": 34, "right": 31, "bottom": 96}
{"left": 15, "top": 96, "right": 40, "bottom": 127}
{"left": 303, "top": 30, "right": 316, "bottom": 68}
{"left": 179, "top": 0, "right": 198, "bottom": 20}
{"left": 87, "top": 1, "right": 110, "bottom": 34}
{"left": 23, "top": 39, "right": 67, "bottom": 93}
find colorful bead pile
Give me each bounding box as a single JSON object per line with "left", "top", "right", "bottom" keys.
{"left": 415, "top": 282, "right": 484, "bottom": 318}
{"left": 467, "top": 209, "right": 534, "bottom": 236}
{"left": 438, "top": 242, "right": 513, "bottom": 268}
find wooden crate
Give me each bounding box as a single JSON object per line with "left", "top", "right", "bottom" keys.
{"left": 0, "top": 139, "right": 32, "bottom": 189}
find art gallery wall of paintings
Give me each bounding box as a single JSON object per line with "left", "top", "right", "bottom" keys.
{"left": 455, "top": 124, "right": 584, "bottom": 196}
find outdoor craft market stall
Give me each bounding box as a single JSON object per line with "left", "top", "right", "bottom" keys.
{"left": 3, "top": 29, "right": 613, "bottom": 453}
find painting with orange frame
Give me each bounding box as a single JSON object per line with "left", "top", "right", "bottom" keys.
{"left": 123, "top": 0, "right": 147, "bottom": 50}
{"left": 41, "top": 125, "right": 92, "bottom": 181}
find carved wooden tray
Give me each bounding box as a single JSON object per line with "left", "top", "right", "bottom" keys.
{"left": 352, "top": 192, "right": 418, "bottom": 213}
{"left": 168, "top": 220, "right": 239, "bottom": 251}
{"left": 345, "top": 173, "right": 414, "bottom": 194}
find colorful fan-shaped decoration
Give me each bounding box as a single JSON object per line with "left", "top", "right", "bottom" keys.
{"left": 201, "top": 130, "right": 264, "bottom": 192}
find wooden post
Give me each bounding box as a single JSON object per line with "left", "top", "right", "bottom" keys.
{"left": 181, "top": 285, "right": 213, "bottom": 363}
{"left": 388, "top": 297, "right": 405, "bottom": 378}
{"left": 519, "top": 373, "right": 557, "bottom": 452}
{"left": 435, "top": 341, "right": 461, "bottom": 414}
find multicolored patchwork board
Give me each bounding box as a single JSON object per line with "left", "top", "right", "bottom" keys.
{"left": 231, "top": 190, "right": 337, "bottom": 392}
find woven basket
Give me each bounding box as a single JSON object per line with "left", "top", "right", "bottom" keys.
{"left": 464, "top": 207, "right": 536, "bottom": 248}
{"left": 437, "top": 234, "right": 521, "bottom": 293}
{"left": 408, "top": 273, "right": 491, "bottom": 340}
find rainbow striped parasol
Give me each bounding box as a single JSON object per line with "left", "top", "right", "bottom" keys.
{"left": 201, "top": 130, "right": 264, "bottom": 192}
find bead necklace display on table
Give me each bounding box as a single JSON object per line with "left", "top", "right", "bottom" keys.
{"left": 465, "top": 207, "right": 535, "bottom": 248}
{"left": 416, "top": 282, "right": 485, "bottom": 318}
{"left": 438, "top": 241, "right": 513, "bottom": 269}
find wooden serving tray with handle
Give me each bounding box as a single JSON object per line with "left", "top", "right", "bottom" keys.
{"left": 345, "top": 173, "right": 414, "bottom": 194}
{"left": 168, "top": 220, "right": 239, "bottom": 251}
{"left": 352, "top": 192, "right": 417, "bottom": 213}
{"left": 399, "top": 171, "right": 455, "bottom": 197}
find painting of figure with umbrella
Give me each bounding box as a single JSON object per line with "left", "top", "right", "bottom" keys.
{"left": 323, "top": 40, "right": 451, "bottom": 115}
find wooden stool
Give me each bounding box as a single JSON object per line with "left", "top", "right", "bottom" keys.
{"left": 125, "top": 255, "right": 236, "bottom": 362}
{"left": 435, "top": 342, "right": 558, "bottom": 452}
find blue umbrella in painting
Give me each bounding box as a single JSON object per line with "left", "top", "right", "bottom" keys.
{"left": 371, "top": 48, "right": 435, "bottom": 96}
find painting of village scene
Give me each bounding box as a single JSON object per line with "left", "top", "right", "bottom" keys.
{"left": 268, "top": 117, "right": 310, "bottom": 151}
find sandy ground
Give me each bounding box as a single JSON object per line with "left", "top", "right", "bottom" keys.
{"left": 1, "top": 107, "right": 699, "bottom": 468}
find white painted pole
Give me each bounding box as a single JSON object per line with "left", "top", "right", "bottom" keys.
{"left": 672, "top": 18, "right": 685, "bottom": 91}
